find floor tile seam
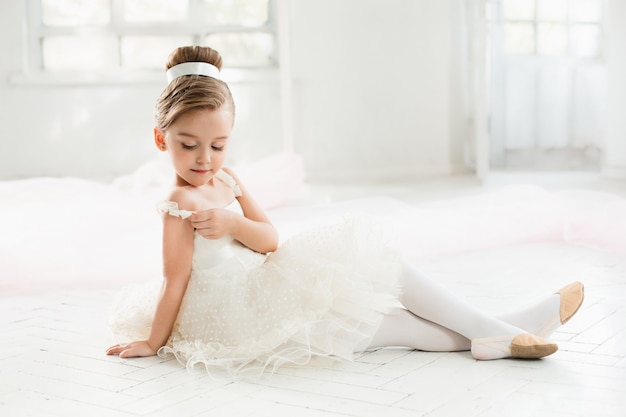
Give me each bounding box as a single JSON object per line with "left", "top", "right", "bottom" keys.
{"left": 569, "top": 316, "right": 626, "bottom": 343}
{"left": 553, "top": 362, "right": 626, "bottom": 382}
{"left": 0, "top": 365, "right": 148, "bottom": 386}
{"left": 557, "top": 340, "right": 601, "bottom": 350}
{"left": 364, "top": 353, "right": 443, "bottom": 381}
{"left": 548, "top": 355, "right": 624, "bottom": 370}
{"left": 120, "top": 364, "right": 193, "bottom": 381}
{"left": 515, "top": 377, "right": 626, "bottom": 394}
{"left": 24, "top": 359, "right": 158, "bottom": 384}
{"left": 257, "top": 399, "right": 367, "bottom": 417}
{"left": 121, "top": 378, "right": 265, "bottom": 414}
{"left": 273, "top": 363, "right": 412, "bottom": 388}
{"left": 255, "top": 380, "right": 410, "bottom": 407}
{"left": 416, "top": 385, "right": 528, "bottom": 417}
{"left": 9, "top": 324, "right": 99, "bottom": 338}
{"left": 390, "top": 370, "right": 533, "bottom": 402}
{"left": 20, "top": 349, "right": 155, "bottom": 377}
{"left": 15, "top": 366, "right": 151, "bottom": 398}
{"left": 112, "top": 376, "right": 223, "bottom": 402}
{"left": 120, "top": 390, "right": 223, "bottom": 416}
{"left": 385, "top": 389, "right": 432, "bottom": 412}
{"left": 1, "top": 381, "right": 140, "bottom": 407}
{"left": 581, "top": 346, "right": 626, "bottom": 361}
{"left": 1, "top": 388, "right": 142, "bottom": 417}
{"left": 271, "top": 368, "right": 399, "bottom": 390}
{"left": 166, "top": 395, "right": 298, "bottom": 417}
{"left": 249, "top": 385, "right": 421, "bottom": 417}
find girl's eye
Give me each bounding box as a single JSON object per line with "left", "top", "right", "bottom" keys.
{"left": 212, "top": 146, "right": 224, "bottom": 151}
{"left": 182, "top": 144, "right": 196, "bottom": 150}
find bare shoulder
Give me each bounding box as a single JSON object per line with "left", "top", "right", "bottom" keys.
{"left": 166, "top": 186, "right": 204, "bottom": 212}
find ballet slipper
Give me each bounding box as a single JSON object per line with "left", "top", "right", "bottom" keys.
{"left": 537, "top": 281, "right": 585, "bottom": 338}
{"left": 471, "top": 333, "right": 558, "bottom": 360}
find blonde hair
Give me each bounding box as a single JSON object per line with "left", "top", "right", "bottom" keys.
{"left": 155, "top": 46, "right": 235, "bottom": 131}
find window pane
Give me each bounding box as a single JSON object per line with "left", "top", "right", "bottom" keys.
{"left": 538, "top": 23, "right": 567, "bottom": 55}
{"left": 502, "top": 0, "right": 535, "bottom": 20}
{"left": 205, "top": 32, "right": 274, "bottom": 66}
{"left": 199, "top": 0, "right": 269, "bottom": 26}
{"left": 41, "top": 0, "right": 110, "bottom": 26}
{"left": 571, "top": 24, "right": 600, "bottom": 57}
{"left": 504, "top": 23, "right": 535, "bottom": 54}
{"left": 571, "top": 0, "right": 602, "bottom": 22}
{"left": 42, "top": 35, "right": 118, "bottom": 70}
{"left": 123, "top": 0, "right": 188, "bottom": 23}
{"left": 121, "top": 36, "right": 193, "bottom": 69}
{"left": 537, "top": 0, "right": 567, "bottom": 21}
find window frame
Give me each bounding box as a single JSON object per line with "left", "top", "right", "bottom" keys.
{"left": 497, "top": 0, "right": 604, "bottom": 59}
{"left": 13, "top": 0, "right": 279, "bottom": 86}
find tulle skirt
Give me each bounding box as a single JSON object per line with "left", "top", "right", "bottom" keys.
{"left": 108, "top": 216, "right": 403, "bottom": 380}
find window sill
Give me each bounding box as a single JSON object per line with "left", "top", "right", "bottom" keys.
{"left": 9, "top": 67, "right": 280, "bottom": 87}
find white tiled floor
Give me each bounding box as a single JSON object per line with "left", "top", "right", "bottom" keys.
{"left": 2, "top": 172, "right": 625, "bottom": 417}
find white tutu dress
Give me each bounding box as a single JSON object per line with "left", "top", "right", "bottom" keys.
{"left": 108, "top": 170, "right": 403, "bottom": 379}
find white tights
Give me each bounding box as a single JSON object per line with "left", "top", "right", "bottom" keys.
{"left": 367, "top": 259, "right": 560, "bottom": 355}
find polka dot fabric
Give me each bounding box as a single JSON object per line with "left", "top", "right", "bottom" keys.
{"left": 109, "top": 174, "right": 402, "bottom": 380}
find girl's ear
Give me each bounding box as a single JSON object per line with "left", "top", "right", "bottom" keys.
{"left": 154, "top": 128, "right": 167, "bottom": 151}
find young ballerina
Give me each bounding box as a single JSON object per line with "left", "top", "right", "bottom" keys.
{"left": 106, "top": 45, "right": 584, "bottom": 378}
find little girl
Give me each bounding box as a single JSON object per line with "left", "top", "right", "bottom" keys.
{"left": 106, "top": 46, "right": 584, "bottom": 379}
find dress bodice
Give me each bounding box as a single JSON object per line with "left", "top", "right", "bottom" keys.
{"left": 189, "top": 199, "right": 254, "bottom": 271}
{"left": 155, "top": 170, "right": 261, "bottom": 273}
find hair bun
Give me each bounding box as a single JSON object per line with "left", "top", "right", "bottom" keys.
{"left": 165, "top": 45, "right": 223, "bottom": 71}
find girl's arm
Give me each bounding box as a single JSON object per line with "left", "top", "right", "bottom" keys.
{"left": 189, "top": 168, "right": 279, "bottom": 254}
{"left": 226, "top": 168, "right": 279, "bottom": 253}
{"left": 107, "top": 190, "right": 195, "bottom": 358}
{"left": 146, "top": 202, "right": 195, "bottom": 350}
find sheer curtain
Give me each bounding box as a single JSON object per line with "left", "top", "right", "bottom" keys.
{"left": 459, "top": 0, "right": 607, "bottom": 175}
{"left": 454, "top": 0, "right": 490, "bottom": 179}
{"left": 488, "top": 0, "right": 607, "bottom": 171}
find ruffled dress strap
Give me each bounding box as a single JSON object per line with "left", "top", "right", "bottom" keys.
{"left": 214, "top": 169, "right": 242, "bottom": 197}
{"left": 156, "top": 201, "right": 194, "bottom": 219}
{"left": 156, "top": 170, "right": 240, "bottom": 218}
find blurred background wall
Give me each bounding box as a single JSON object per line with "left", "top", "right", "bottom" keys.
{"left": 0, "top": 0, "right": 624, "bottom": 183}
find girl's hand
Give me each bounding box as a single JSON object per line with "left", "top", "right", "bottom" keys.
{"left": 106, "top": 341, "right": 157, "bottom": 358}
{"left": 189, "top": 208, "right": 239, "bottom": 240}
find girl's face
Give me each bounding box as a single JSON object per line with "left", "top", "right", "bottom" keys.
{"left": 155, "top": 107, "right": 233, "bottom": 187}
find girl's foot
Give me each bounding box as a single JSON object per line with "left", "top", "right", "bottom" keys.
{"left": 495, "top": 281, "right": 585, "bottom": 338}
{"left": 536, "top": 281, "right": 585, "bottom": 338}
{"left": 471, "top": 333, "right": 558, "bottom": 360}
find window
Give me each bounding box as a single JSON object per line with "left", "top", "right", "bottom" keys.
{"left": 488, "top": 0, "right": 606, "bottom": 171}
{"left": 23, "top": 0, "right": 276, "bottom": 83}
{"left": 500, "top": 0, "right": 602, "bottom": 57}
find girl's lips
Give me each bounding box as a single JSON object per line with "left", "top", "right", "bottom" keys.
{"left": 191, "top": 169, "right": 210, "bottom": 174}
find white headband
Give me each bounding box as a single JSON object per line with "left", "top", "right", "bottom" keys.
{"left": 166, "top": 62, "right": 220, "bottom": 84}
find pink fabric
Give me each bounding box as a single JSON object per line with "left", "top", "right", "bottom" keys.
{"left": 1, "top": 155, "right": 624, "bottom": 292}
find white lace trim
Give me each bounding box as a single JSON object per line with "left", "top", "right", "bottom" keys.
{"left": 215, "top": 169, "right": 242, "bottom": 197}
{"left": 156, "top": 201, "right": 194, "bottom": 219}
{"left": 155, "top": 169, "right": 241, "bottom": 218}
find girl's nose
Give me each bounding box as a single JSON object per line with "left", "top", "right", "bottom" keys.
{"left": 197, "top": 148, "right": 211, "bottom": 164}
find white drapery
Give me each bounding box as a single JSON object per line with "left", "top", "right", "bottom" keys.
{"left": 459, "top": 0, "right": 607, "bottom": 173}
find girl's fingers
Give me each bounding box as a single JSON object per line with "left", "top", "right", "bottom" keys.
{"left": 106, "top": 343, "right": 127, "bottom": 356}
{"left": 108, "top": 342, "right": 155, "bottom": 358}
{"left": 106, "top": 341, "right": 156, "bottom": 358}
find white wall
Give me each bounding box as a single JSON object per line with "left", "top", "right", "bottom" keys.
{"left": 0, "top": 0, "right": 469, "bottom": 183}
{"left": 289, "top": 0, "right": 467, "bottom": 183}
